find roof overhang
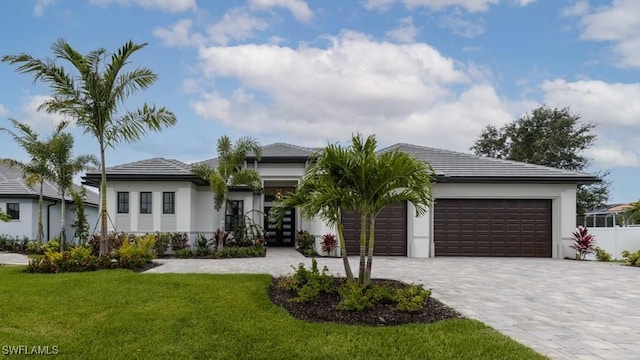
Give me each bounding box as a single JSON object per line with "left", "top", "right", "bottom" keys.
{"left": 435, "top": 175, "right": 602, "bottom": 184}
{"left": 82, "top": 174, "right": 208, "bottom": 187}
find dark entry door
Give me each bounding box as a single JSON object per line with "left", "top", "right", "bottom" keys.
{"left": 264, "top": 206, "right": 296, "bottom": 246}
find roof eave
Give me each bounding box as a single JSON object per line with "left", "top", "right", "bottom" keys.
{"left": 435, "top": 175, "right": 601, "bottom": 184}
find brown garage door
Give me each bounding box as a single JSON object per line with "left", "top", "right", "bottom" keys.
{"left": 434, "top": 199, "right": 551, "bottom": 257}
{"left": 342, "top": 202, "right": 407, "bottom": 256}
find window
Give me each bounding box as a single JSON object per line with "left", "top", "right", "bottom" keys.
{"left": 163, "top": 192, "right": 175, "bottom": 214}
{"left": 6, "top": 203, "right": 19, "bottom": 220}
{"left": 140, "top": 192, "right": 152, "bottom": 214}
{"left": 225, "top": 200, "right": 244, "bottom": 231}
{"left": 117, "top": 192, "right": 129, "bottom": 214}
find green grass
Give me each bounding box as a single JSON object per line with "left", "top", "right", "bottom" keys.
{"left": 0, "top": 265, "right": 545, "bottom": 360}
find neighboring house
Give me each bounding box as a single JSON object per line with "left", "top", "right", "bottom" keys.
{"left": 582, "top": 203, "right": 639, "bottom": 228}
{"left": 0, "top": 162, "right": 99, "bottom": 242}
{"left": 82, "top": 143, "right": 599, "bottom": 259}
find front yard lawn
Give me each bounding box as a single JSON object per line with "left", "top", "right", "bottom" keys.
{"left": 0, "top": 266, "right": 545, "bottom": 359}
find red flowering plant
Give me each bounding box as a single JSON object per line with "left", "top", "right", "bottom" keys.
{"left": 320, "top": 233, "right": 338, "bottom": 256}
{"left": 570, "top": 226, "right": 596, "bottom": 260}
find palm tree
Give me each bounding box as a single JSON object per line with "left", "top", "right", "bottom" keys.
{"left": 274, "top": 134, "right": 435, "bottom": 286}
{"left": 3, "top": 39, "right": 177, "bottom": 255}
{"left": 622, "top": 201, "right": 640, "bottom": 225}
{"left": 191, "top": 136, "right": 262, "bottom": 242}
{"left": 0, "top": 119, "right": 65, "bottom": 249}
{"left": 271, "top": 145, "right": 357, "bottom": 282}
{"left": 47, "top": 131, "right": 98, "bottom": 251}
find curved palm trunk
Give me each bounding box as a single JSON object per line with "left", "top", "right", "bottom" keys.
{"left": 358, "top": 214, "right": 367, "bottom": 285}
{"left": 37, "top": 181, "right": 44, "bottom": 249}
{"left": 364, "top": 215, "right": 376, "bottom": 286}
{"left": 99, "top": 146, "right": 108, "bottom": 256}
{"left": 336, "top": 222, "right": 354, "bottom": 282}
{"left": 59, "top": 192, "right": 66, "bottom": 252}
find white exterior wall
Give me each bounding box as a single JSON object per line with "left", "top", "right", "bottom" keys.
{"left": 408, "top": 183, "right": 578, "bottom": 259}
{"left": 0, "top": 198, "right": 36, "bottom": 239}
{"left": 588, "top": 227, "right": 640, "bottom": 260}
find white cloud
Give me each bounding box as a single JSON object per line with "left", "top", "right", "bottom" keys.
{"left": 363, "top": 0, "right": 536, "bottom": 13}
{"left": 540, "top": 78, "right": 640, "bottom": 169}
{"left": 439, "top": 9, "right": 485, "bottom": 38}
{"left": 19, "top": 95, "right": 70, "bottom": 130}
{"left": 569, "top": 0, "right": 640, "bottom": 67}
{"left": 89, "top": 0, "right": 196, "bottom": 13}
{"left": 190, "top": 31, "right": 521, "bottom": 151}
{"left": 0, "top": 104, "right": 8, "bottom": 116}
{"left": 206, "top": 8, "right": 269, "bottom": 45}
{"left": 33, "top": 0, "right": 55, "bottom": 16}
{"left": 386, "top": 17, "right": 419, "bottom": 43}
{"left": 249, "top": 0, "right": 313, "bottom": 22}
{"left": 153, "top": 19, "right": 204, "bottom": 47}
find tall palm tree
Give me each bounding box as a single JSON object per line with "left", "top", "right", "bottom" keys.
{"left": 47, "top": 131, "right": 98, "bottom": 251}
{"left": 272, "top": 145, "right": 357, "bottom": 282}
{"left": 191, "top": 136, "right": 263, "bottom": 238}
{"left": 3, "top": 39, "right": 177, "bottom": 255}
{"left": 0, "top": 119, "right": 65, "bottom": 249}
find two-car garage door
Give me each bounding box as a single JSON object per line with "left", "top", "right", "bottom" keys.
{"left": 341, "top": 199, "right": 552, "bottom": 257}
{"left": 434, "top": 199, "right": 552, "bottom": 257}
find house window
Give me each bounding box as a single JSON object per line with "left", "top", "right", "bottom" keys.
{"left": 6, "top": 203, "right": 19, "bottom": 220}
{"left": 225, "top": 200, "right": 244, "bottom": 231}
{"left": 140, "top": 192, "right": 152, "bottom": 214}
{"left": 117, "top": 192, "right": 129, "bottom": 214}
{"left": 163, "top": 192, "right": 175, "bottom": 214}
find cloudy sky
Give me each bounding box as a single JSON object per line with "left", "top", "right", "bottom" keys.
{"left": 0, "top": 0, "right": 638, "bottom": 203}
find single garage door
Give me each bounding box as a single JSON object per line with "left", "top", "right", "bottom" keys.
{"left": 434, "top": 199, "right": 551, "bottom": 257}
{"left": 342, "top": 202, "right": 407, "bottom": 256}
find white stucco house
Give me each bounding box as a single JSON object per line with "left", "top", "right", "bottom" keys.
{"left": 82, "top": 143, "right": 599, "bottom": 259}
{"left": 0, "top": 162, "right": 99, "bottom": 242}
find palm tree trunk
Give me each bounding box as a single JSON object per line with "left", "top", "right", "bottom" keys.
{"left": 337, "top": 222, "right": 354, "bottom": 282}
{"left": 59, "top": 192, "right": 66, "bottom": 252}
{"left": 99, "top": 146, "right": 108, "bottom": 256}
{"left": 358, "top": 214, "right": 367, "bottom": 285}
{"left": 364, "top": 215, "right": 376, "bottom": 286}
{"left": 37, "top": 181, "right": 44, "bottom": 249}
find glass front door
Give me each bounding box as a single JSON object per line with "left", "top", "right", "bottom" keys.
{"left": 264, "top": 206, "right": 295, "bottom": 246}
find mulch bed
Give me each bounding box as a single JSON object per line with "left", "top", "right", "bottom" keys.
{"left": 268, "top": 277, "right": 464, "bottom": 326}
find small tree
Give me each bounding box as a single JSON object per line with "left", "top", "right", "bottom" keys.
{"left": 621, "top": 201, "right": 640, "bottom": 225}
{"left": 70, "top": 187, "right": 91, "bottom": 246}
{"left": 570, "top": 226, "right": 596, "bottom": 260}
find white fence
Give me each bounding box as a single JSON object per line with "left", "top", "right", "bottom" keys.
{"left": 589, "top": 227, "right": 640, "bottom": 259}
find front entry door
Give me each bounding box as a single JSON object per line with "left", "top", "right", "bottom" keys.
{"left": 264, "top": 206, "right": 295, "bottom": 246}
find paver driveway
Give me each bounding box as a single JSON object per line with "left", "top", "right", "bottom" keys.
{"left": 145, "top": 248, "right": 640, "bottom": 360}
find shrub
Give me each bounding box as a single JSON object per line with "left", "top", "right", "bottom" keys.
{"left": 195, "top": 234, "right": 212, "bottom": 256}
{"left": 621, "top": 250, "right": 640, "bottom": 267}
{"left": 395, "top": 284, "right": 431, "bottom": 313}
{"left": 175, "top": 248, "right": 193, "bottom": 258}
{"left": 154, "top": 232, "right": 171, "bottom": 256}
{"left": 320, "top": 233, "right": 338, "bottom": 256}
{"left": 170, "top": 232, "right": 189, "bottom": 251}
{"left": 570, "top": 226, "right": 596, "bottom": 260}
{"left": 337, "top": 282, "right": 373, "bottom": 311}
{"left": 116, "top": 234, "right": 156, "bottom": 270}
{"left": 594, "top": 247, "right": 613, "bottom": 262}
{"left": 279, "top": 259, "right": 334, "bottom": 303}
{"left": 213, "top": 246, "right": 266, "bottom": 258}
{"left": 42, "top": 239, "right": 60, "bottom": 253}
{"left": 88, "top": 232, "right": 127, "bottom": 255}
{"left": 295, "top": 230, "right": 316, "bottom": 255}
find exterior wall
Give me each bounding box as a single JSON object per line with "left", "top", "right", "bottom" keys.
{"left": 106, "top": 181, "right": 196, "bottom": 235}
{"left": 254, "top": 162, "right": 306, "bottom": 178}
{"left": 0, "top": 197, "right": 98, "bottom": 243}
{"left": 588, "top": 227, "right": 640, "bottom": 260}
{"left": 411, "top": 183, "right": 578, "bottom": 259}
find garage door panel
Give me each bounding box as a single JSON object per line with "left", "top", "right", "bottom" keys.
{"left": 434, "top": 199, "right": 551, "bottom": 257}
{"left": 342, "top": 202, "right": 407, "bottom": 256}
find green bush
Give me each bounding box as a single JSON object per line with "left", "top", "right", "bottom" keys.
{"left": 279, "top": 259, "right": 334, "bottom": 303}
{"left": 42, "top": 239, "right": 60, "bottom": 253}
{"left": 395, "top": 284, "right": 431, "bottom": 313}
{"left": 212, "top": 246, "right": 266, "bottom": 258}
{"left": 621, "top": 249, "right": 640, "bottom": 267}
{"left": 295, "top": 230, "right": 316, "bottom": 255}
{"left": 116, "top": 234, "right": 156, "bottom": 269}
{"left": 337, "top": 282, "right": 373, "bottom": 311}
{"left": 594, "top": 247, "right": 613, "bottom": 262}
{"left": 170, "top": 232, "right": 189, "bottom": 251}
{"left": 154, "top": 232, "right": 171, "bottom": 256}
{"left": 175, "top": 248, "right": 193, "bottom": 258}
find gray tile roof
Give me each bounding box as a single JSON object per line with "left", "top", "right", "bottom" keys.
{"left": 96, "top": 157, "right": 194, "bottom": 175}
{"left": 0, "top": 162, "right": 99, "bottom": 205}
{"left": 382, "top": 143, "right": 599, "bottom": 182}
{"left": 258, "top": 143, "right": 318, "bottom": 157}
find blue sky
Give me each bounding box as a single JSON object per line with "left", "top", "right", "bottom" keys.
{"left": 0, "top": 0, "right": 638, "bottom": 203}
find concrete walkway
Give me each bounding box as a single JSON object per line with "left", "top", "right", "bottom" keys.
{"left": 0, "top": 251, "right": 29, "bottom": 265}
{"left": 145, "top": 248, "right": 640, "bottom": 360}
{"left": 2, "top": 249, "right": 639, "bottom": 359}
